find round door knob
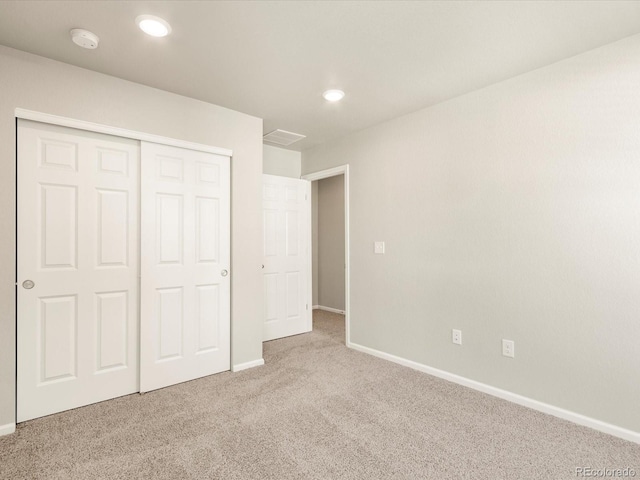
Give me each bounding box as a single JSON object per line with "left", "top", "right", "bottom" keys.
{"left": 221, "top": 269, "right": 228, "bottom": 277}
{"left": 22, "top": 280, "right": 35, "bottom": 289}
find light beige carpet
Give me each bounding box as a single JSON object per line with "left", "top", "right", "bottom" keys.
{"left": 1, "top": 310, "right": 638, "bottom": 479}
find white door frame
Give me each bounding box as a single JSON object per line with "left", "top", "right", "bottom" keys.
{"left": 301, "top": 165, "right": 351, "bottom": 346}
{"left": 15, "top": 109, "right": 232, "bottom": 157}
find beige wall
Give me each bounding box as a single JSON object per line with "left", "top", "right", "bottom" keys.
{"left": 302, "top": 35, "right": 640, "bottom": 433}
{"left": 315, "top": 176, "right": 345, "bottom": 310}
{"left": 0, "top": 46, "right": 264, "bottom": 427}
{"left": 263, "top": 144, "right": 301, "bottom": 178}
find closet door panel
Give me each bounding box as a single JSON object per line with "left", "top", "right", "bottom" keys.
{"left": 17, "top": 120, "right": 139, "bottom": 422}
{"left": 140, "top": 142, "right": 230, "bottom": 392}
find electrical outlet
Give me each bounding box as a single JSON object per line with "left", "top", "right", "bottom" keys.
{"left": 452, "top": 329, "right": 462, "bottom": 345}
{"left": 374, "top": 241, "right": 385, "bottom": 254}
{"left": 502, "top": 339, "right": 515, "bottom": 358}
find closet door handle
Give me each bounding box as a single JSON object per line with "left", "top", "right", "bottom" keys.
{"left": 221, "top": 269, "right": 228, "bottom": 277}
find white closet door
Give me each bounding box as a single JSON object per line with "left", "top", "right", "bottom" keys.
{"left": 140, "top": 142, "right": 230, "bottom": 392}
{"left": 263, "top": 175, "right": 311, "bottom": 341}
{"left": 17, "top": 120, "right": 139, "bottom": 422}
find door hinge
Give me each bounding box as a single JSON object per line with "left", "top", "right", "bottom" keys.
{"left": 306, "top": 304, "right": 309, "bottom": 310}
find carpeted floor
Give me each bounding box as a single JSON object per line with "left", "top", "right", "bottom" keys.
{"left": 1, "top": 310, "right": 638, "bottom": 479}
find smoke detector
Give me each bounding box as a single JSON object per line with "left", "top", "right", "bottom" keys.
{"left": 70, "top": 29, "right": 99, "bottom": 49}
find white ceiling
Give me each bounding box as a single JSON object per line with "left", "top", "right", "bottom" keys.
{"left": 0, "top": 1, "right": 639, "bottom": 151}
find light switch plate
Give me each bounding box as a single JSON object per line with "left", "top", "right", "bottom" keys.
{"left": 374, "top": 241, "right": 385, "bottom": 254}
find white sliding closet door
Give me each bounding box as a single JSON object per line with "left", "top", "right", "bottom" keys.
{"left": 263, "top": 175, "right": 311, "bottom": 341}
{"left": 17, "top": 120, "right": 139, "bottom": 422}
{"left": 140, "top": 142, "right": 230, "bottom": 392}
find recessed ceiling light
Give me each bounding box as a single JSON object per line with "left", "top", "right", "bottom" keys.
{"left": 70, "top": 29, "right": 99, "bottom": 49}
{"left": 136, "top": 15, "right": 171, "bottom": 37}
{"left": 323, "top": 89, "right": 345, "bottom": 102}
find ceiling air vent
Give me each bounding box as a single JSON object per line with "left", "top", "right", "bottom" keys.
{"left": 263, "top": 129, "right": 306, "bottom": 146}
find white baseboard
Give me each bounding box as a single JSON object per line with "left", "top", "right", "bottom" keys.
{"left": 348, "top": 342, "right": 640, "bottom": 445}
{"left": 313, "top": 305, "right": 346, "bottom": 315}
{"left": 232, "top": 358, "right": 265, "bottom": 373}
{"left": 0, "top": 423, "right": 15, "bottom": 437}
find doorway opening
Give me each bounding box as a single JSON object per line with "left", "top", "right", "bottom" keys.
{"left": 302, "top": 166, "right": 350, "bottom": 345}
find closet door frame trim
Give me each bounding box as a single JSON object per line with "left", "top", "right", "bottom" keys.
{"left": 15, "top": 109, "right": 233, "bottom": 157}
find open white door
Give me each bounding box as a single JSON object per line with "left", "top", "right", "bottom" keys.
{"left": 140, "top": 142, "right": 230, "bottom": 392}
{"left": 17, "top": 120, "right": 139, "bottom": 422}
{"left": 263, "top": 174, "right": 311, "bottom": 341}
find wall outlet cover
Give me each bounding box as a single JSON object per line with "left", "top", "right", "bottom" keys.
{"left": 502, "top": 339, "right": 515, "bottom": 358}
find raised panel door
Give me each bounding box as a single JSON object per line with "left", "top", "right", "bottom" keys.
{"left": 17, "top": 120, "right": 139, "bottom": 422}
{"left": 262, "top": 174, "right": 311, "bottom": 341}
{"left": 140, "top": 142, "right": 230, "bottom": 392}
